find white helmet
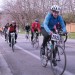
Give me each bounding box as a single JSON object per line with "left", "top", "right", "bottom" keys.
{"left": 11, "top": 21, "right": 16, "bottom": 24}
{"left": 51, "top": 5, "right": 61, "bottom": 12}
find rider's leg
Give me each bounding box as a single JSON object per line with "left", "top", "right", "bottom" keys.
{"left": 27, "top": 31, "right": 29, "bottom": 35}
{"left": 52, "top": 41, "right": 57, "bottom": 66}
{"left": 15, "top": 32, "right": 17, "bottom": 43}
{"left": 5, "top": 33, "right": 7, "bottom": 41}
{"left": 36, "top": 31, "right": 39, "bottom": 39}
{"left": 9, "top": 33, "right": 11, "bottom": 46}
{"left": 31, "top": 32, "right": 34, "bottom": 41}
{"left": 41, "top": 27, "right": 50, "bottom": 55}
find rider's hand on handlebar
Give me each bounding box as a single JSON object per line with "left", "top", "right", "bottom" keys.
{"left": 38, "top": 30, "right": 40, "bottom": 33}
{"left": 50, "top": 31, "right": 53, "bottom": 35}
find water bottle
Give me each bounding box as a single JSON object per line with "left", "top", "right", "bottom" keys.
{"left": 47, "top": 42, "right": 51, "bottom": 50}
{"left": 50, "top": 44, "right": 53, "bottom": 49}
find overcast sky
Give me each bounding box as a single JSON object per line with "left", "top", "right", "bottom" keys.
{"left": 0, "top": 0, "right": 4, "bottom": 11}
{"left": 0, "top": 0, "right": 4, "bottom": 6}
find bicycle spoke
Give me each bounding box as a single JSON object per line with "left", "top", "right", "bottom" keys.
{"left": 40, "top": 48, "right": 48, "bottom": 67}
{"left": 50, "top": 46, "right": 66, "bottom": 75}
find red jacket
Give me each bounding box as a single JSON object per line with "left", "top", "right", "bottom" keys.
{"left": 31, "top": 22, "right": 40, "bottom": 32}
{"left": 9, "top": 25, "right": 16, "bottom": 32}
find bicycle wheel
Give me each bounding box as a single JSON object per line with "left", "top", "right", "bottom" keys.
{"left": 11, "top": 38, "right": 14, "bottom": 52}
{"left": 61, "top": 34, "right": 68, "bottom": 43}
{"left": 34, "top": 39, "right": 39, "bottom": 49}
{"left": 31, "top": 39, "right": 35, "bottom": 48}
{"left": 59, "top": 37, "right": 65, "bottom": 50}
{"left": 50, "top": 45, "right": 66, "bottom": 75}
{"left": 32, "top": 38, "right": 39, "bottom": 49}
{"left": 40, "top": 46, "right": 48, "bottom": 67}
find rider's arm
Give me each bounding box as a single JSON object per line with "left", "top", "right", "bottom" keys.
{"left": 58, "top": 16, "right": 67, "bottom": 32}
{"left": 43, "top": 12, "right": 51, "bottom": 34}
{"left": 37, "top": 23, "right": 41, "bottom": 32}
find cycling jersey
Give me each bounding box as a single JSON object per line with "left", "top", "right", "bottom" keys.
{"left": 42, "top": 12, "right": 66, "bottom": 34}
{"left": 25, "top": 25, "right": 30, "bottom": 31}
{"left": 31, "top": 22, "right": 40, "bottom": 32}
{"left": 9, "top": 25, "right": 16, "bottom": 32}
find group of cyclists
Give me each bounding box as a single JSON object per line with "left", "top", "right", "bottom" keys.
{"left": 2, "top": 5, "right": 67, "bottom": 74}
{"left": 3, "top": 21, "right": 17, "bottom": 46}
{"left": 26, "top": 5, "right": 67, "bottom": 67}
{"left": 3, "top": 4, "right": 67, "bottom": 50}
{"left": 1, "top": 5, "right": 68, "bottom": 75}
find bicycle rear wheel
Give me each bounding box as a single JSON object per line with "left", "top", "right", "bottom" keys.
{"left": 32, "top": 38, "right": 39, "bottom": 49}
{"left": 50, "top": 45, "right": 66, "bottom": 75}
{"left": 11, "top": 38, "right": 15, "bottom": 52}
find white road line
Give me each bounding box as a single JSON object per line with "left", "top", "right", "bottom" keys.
{"left": 15, "top": 45, "right": 74, "bottom": 75}
{"left": 1, "top": 36, "right": 74, "bottom": 75}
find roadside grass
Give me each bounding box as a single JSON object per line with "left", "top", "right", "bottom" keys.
{"left": 19, "top": 31, "right": 25, "bottom": 34}
{"left": 68, "top": 32, "right": 75, "bottom": 39}
{"left": 19, "top": 30, "right": 75, "bottom": 39}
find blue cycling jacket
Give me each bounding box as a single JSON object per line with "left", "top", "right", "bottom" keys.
{"left": 42, "top": 12, "right": 66, "bottom": 34}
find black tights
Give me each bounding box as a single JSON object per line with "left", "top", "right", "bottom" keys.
{"left": 41, "top": 27, "right": 58, "bottom": 58}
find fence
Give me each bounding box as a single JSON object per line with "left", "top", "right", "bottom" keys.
{"left": 66, "top": 23, "right": 75, "bottom": 32}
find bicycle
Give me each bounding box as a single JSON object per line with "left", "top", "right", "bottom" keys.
{"left": 57, "top": 30, "right": 68, "bottom": 49}
{"left": 25, "top": 31, "right": 30, "bottom": 39}
{"left": 31, "top": 31, "right": 39, "bottom": 49}
{"left": 10, "top": 32, "right": 16, "bottom": 52}
{"left": 40, "top": 32, "right": 66, "bottom": 75}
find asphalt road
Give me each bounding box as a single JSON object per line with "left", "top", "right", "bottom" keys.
{"left": 0, "top": 34, "right": 75, "bottom": 75}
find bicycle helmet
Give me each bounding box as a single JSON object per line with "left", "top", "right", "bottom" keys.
{"left": 12, "top": 21, "right": 16, "bottom": 24}
{"left": 35, "top": 19, "right": 39, "bottom": 22}
{"left": 51, "top": 5, "right": 61, "bottom": 12}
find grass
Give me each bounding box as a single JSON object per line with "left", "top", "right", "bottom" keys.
{"left": 18, "top": 31, "right": 25, "bottom": 34}
{"left": 68, "top": 32, "right": 75, "bottom": 39}
{"left": 19, "top": 30, "right": 75, "bottom": 39}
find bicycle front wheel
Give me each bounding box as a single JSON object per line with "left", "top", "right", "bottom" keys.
{"left": 40, "top": 46, "right": 48, "bottom": 67}
{"left": 50, "top": 45, "right": 66, "bottom": 75}
{"left": 62, "top": 34, "right": 68, "bottom": 43}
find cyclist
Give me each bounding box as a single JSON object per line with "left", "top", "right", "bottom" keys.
{"left": 31, "top": 19, "right": 41, "bottom": 42}
{"left": 25, "top": 23, "right": 30, "bottom": 38}
{"left": 41, "top": 5, "right": 67, "bottom": 66}
{"left": 3, "top": 23, "right": 9, "bottom": 41}
{"left": 8, "top": 21, "right": 17, "bottom": 46}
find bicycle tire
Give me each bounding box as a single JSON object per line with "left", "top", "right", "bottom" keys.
{"left": 62, "top": 34, "right": 68, "bottom": 43}
{"left": 50, "top": 45, "right": 66, "bottom": 75}
{"left": 35, "top": 40, "right": 39, "bottom": 49}
{"left": 32, "top": 38, "right": 39, "bottom": 49}
{"left": 40, "top": 46, "right": 48, "bottom": 67}
{"left": 59, "top": 37, "right": 65, "bottom": 50}
{"left": 64, "top": 34, "right": 68, "bottom": 42}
